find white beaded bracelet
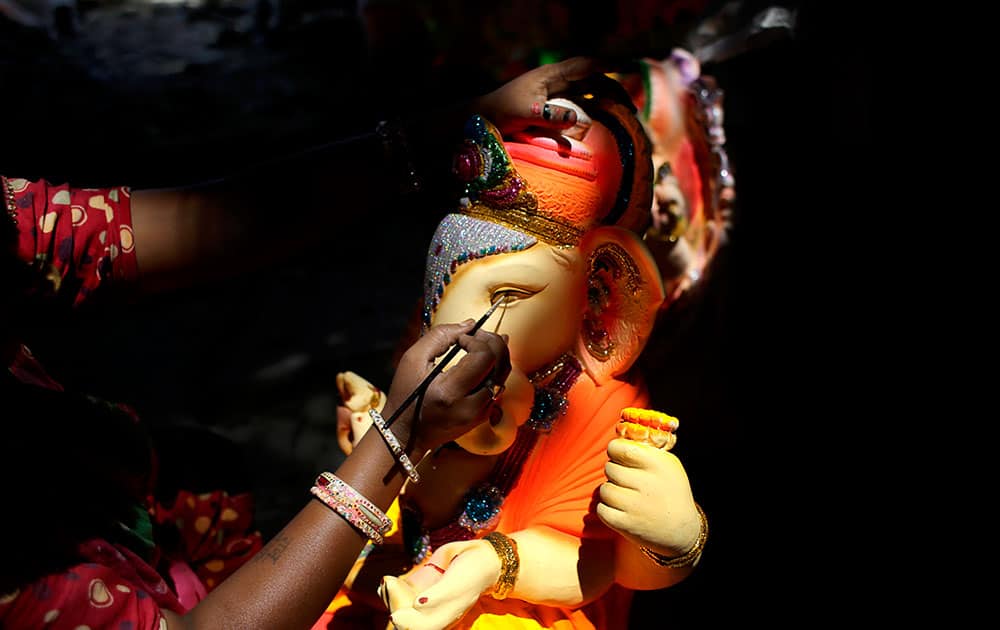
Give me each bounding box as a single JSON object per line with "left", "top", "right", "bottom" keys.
{"left": 369, "top": 408, "right": 420, "bottom": 483}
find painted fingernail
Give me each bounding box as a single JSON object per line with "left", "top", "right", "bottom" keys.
{"left": 543, "top": 103, "right": 552, "bottom": 120}
{"left": 418, "top": 596, "right": 429, "bottom": 604}
{"left": 531, "top": 101, "right": 542, "bottom": 116}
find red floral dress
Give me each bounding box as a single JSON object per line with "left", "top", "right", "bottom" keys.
{"left": 1, "top": 176, "right": 263, "bottom": 628}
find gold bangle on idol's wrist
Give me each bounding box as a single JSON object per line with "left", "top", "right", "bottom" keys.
{"left": 483, "top": 531, "right": 519, "bottom": 600}
{"left": 640, "top": 502, "right": 708, "bottom": 569}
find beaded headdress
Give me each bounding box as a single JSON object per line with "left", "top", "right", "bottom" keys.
{"left": 453, "top": 76, "right": 653, "bottom": 248}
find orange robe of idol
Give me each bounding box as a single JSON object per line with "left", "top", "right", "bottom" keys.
{"left": 313, "top": 370, "right": 649, "bottom": 630}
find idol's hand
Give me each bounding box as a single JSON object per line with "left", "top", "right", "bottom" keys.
{"left": 596, "top": 438, "right": 701, "bottom": 558}
{"left": 380, "top": 539, "right": 500, "bottom": 630}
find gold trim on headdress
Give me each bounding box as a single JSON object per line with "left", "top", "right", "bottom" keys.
{"left": 462, "top": 203, "right": 583, "bottom": 247}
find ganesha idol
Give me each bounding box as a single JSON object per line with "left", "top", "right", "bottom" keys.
{"left": 316, "top": 80, "right": 704, "bottom": 630}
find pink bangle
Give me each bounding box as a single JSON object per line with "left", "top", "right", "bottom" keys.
{"left": 317, "top": 472, "right": 393, "bottom": 534}
{"left": 311, "top": 485, "right": 383, "bottom": 544}
{"left": 310, "top": 473, "right": 392, "bottom": 545}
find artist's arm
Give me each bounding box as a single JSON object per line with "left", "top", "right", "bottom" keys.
{"left": 130, "top": 57, "right": 599, "bottom": 294}
{"left": 160, "top": 321, "right": 510, "bottom": 630}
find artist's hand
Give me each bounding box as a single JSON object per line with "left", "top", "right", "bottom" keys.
{"left": 596, "top": 439, "right": 701, "bottom": 557}
{"left": 380, "top": 539, "right": 500, "bottom": 630}
{"left": 388, "top": 321, "right": 511, "bottom": 454}
{"left": 473, "top": 57, "right": 603, "bottom": 134}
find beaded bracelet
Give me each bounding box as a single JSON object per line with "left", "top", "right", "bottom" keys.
{"left": 317, "top": 472, "right": 393, "bottom": 535}
{"left": 369, "top": 408, "right": 420, "bottom": 483}
{"left": 640, "top": 502, "right": 708, "bottom": 569}
{"left": 482, "top": 531, "right": 519, "bottom": 600}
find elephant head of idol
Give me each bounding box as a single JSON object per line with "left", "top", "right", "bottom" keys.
{"left": 422, "top": 77, "right": 665, "bottom": 455}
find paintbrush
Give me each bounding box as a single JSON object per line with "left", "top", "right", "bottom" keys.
{"left": 383, "top": 297, "right": 506, "bottom": 429}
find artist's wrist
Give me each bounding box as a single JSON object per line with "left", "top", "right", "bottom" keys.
{"left": 381, "top": 400, "right": 429, "bottom": 465}
{"left": 406, "top": 433, "right": 435, "bottom": 467}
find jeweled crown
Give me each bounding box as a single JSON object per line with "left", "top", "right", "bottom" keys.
{"left": 452, "top": 83, "right": 653, "bottom": 247}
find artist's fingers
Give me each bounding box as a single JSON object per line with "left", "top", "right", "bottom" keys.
{"left": 469, "top": 329, "right": 512, "bottom": 387}
{"left": 525, "top": 58, "right": 601, "bottom": 129}
{"left": 458, "top": 330, "right": 510, "bottom": 422}
{"left": 526, "top": 100, "right": 577, "bottom": 129}
{"left": 539, "top": 56, "right": 603, "bottom": 93}
{"left": 391, "top": 321, "right": 479, "bottom": 408}
{"left": 418, "top": 331, "right": 507, "bottom": 437}
{"left": 439, "top": 330, "right": 509, "bottom": 397}
{"left": 412, "top": 320, "right": 477, "bottom": 367}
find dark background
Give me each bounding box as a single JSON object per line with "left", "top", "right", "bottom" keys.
{"left": 2, "top": 0, "right": 875, "bottom": 625}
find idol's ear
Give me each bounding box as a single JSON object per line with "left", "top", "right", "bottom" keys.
{"left": 576, "top": 226, "right": 665, "bottom": 384}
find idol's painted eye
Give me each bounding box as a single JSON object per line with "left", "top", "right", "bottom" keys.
{"left": 489, "top": 287, "right": 537, "bottom": 306}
